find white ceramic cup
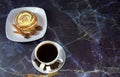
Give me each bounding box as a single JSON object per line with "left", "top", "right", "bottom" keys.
{"left": 31, "top": 41, "right": 66, "bottom": 74}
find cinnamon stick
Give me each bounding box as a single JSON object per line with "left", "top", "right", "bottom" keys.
{"left": 13, "top": 24, "right": 30, "bottom": 38}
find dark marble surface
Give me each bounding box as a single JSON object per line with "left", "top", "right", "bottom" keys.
{"left": 0, "top": 0, "right": 120, "bottom": 77}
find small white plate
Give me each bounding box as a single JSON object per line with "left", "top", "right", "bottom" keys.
{"left": 6, "top": 7, "right": 47, "bottom": 42}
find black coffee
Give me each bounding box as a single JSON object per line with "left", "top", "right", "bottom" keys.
{"left": 37, "top": 43, "right": 58, "bottom": 62}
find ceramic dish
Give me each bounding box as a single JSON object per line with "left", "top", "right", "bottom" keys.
{"left": 31, "top": 41, "right": 66, "bottom": 74}
{"left": 6, "top": 7, "right": 47, "bottom": 42}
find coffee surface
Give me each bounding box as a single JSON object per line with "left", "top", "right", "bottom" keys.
{"left": 37, "top": 44, "right": 58, "bottom": 62}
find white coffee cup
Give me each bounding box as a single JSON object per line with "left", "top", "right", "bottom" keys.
{"left": 31, "top": 41, "right": 66, "bottom": 74}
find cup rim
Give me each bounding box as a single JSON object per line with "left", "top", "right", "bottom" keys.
{"left": 34, "top": 41, "right": 59, "bottom": 65}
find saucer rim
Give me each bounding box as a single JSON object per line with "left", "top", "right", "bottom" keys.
{"left": 31, "top": 41, "right": 66, "bottom": 74}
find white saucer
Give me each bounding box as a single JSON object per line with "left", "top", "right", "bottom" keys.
{"left": 6, "top": 7, "right": 47, "bottom": 42}
{"left": 31, "top": 42, "right": 66, "bottom": 74}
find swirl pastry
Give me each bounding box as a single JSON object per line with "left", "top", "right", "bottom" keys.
{"left": 15, "top": 11, "right": 37, "bottom": 31}
{"left": 13, "top": 11, "right": 42, "bottom": 38}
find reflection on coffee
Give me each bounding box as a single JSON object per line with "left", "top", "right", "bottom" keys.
{"left": 37, "top": 44, "right": 58, "bottom": 62}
